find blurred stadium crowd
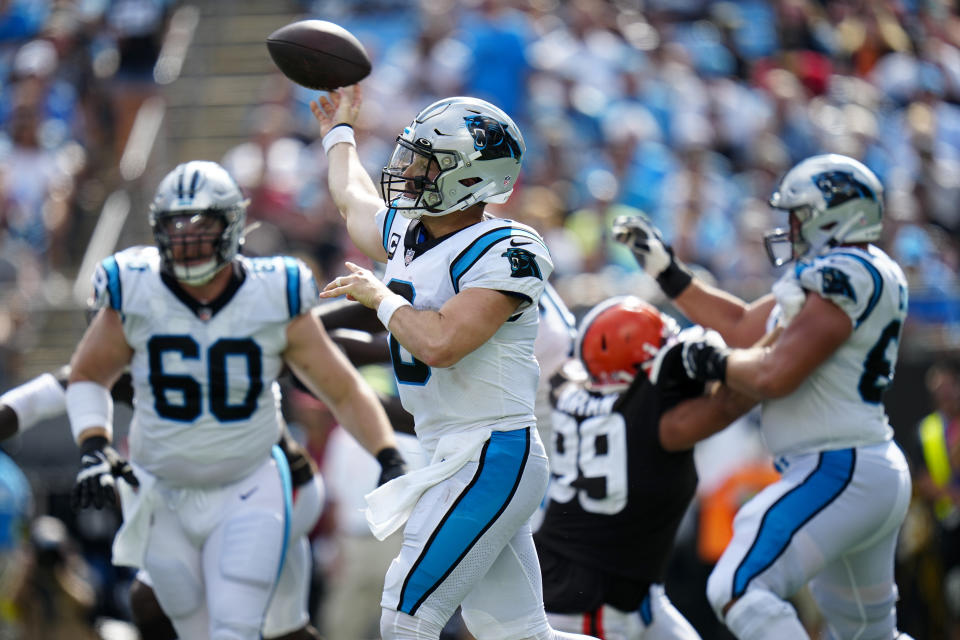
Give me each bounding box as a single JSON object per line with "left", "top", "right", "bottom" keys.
{"left": 0, "top": 0, "right": 958, "bottom": 638}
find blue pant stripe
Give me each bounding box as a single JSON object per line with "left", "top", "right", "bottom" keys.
{"left": 732, "top": 448, "right": 856, "bottom": 597}
{"left": 270, "top": 445, "right": 292, "bottom": 581}
{"left": 398, "top": 429, "right": 531, "bottom": 615}
{"left": 639, "top": 591, "right": 653, "bottom": 625}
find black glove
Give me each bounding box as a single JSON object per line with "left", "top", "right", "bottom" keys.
{"left": 681, "top": 331, "right": 729, "bottom": 383}
{"left": 375, "top": 446, "right": 407, "bottom": 486}
{"left": 612, "top": 215, "right": 693, "bottom": 298}
{"left": 72, "top": 436, "right": 139, "bottom": 510}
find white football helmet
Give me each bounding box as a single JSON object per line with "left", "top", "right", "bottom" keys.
{"left": 380, "top": 96, "right": 525, "bottom": 220}
{"left": 763, "top": 154, "right": 883, "bottom": 266}
{"left": 149, "top": 161, "right": 249, "bottom": 285}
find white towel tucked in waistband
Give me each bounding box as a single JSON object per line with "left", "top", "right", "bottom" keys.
{"left": 364, "top": 428, "right": 491, "bottom": 541}
{"left": 112, "top": 463, "right": 159, "bottom": 568}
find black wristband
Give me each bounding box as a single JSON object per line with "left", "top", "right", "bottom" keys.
{"left": 657, "top": 252, "right": 693, "bottom": 299}
{"left": 375, "top": 446, "right": 404, "bottom": 469}
{"left": 81, "top": 435, "right": 108, "bottom": 453}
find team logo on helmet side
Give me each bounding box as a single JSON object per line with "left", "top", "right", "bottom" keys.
{"left": 812, "top": 171, "right": 876, "bottom": 208}
{"left": 464, "top": 115, "right": 522, "bottom": 161}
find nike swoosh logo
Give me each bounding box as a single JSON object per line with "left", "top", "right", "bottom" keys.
{"left": 239, "top": 487, "right": 259, "bottom": 500}
{"left": 510, "top": 239, "right": 532, "bottom": 246}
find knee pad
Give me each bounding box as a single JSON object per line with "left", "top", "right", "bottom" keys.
{"left": 142, "top": 553, "right": 203, "bottom": 619}
{"left": 129, "top": 578, "right": 178, "bottom": 640}
{"left": 811, "top": 581, "right": 896, "bottom": 640}
{"left": 724, "top": 589, "right": 808, "bottom": 640}
{"left": 380, "top": 607, "right": 445, "bottom": 640}
{"left": 220, "top": 509, "right": 285, "bottom": 588}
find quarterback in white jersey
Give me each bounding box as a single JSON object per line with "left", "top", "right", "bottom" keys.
{"left": 617, "top": 154, "right": 913, "bottom": 640}
{"left": 312, "top": 89, "right": 596, "bottom": 640}
{"left": 64, "top": 161, "right": 400, "bottom": 640}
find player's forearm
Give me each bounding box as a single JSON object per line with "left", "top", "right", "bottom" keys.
{"left": 723, "top": 346, "right": 799, "bottom": 400}
{"left": 327, "top": 143, "right": 379, "bottom": 211}
{"left": 659, "top": 384, "right": 757, "bottom": 451}
{"left": 673, "top": 282, "right": 774, "bottom": 348}
{"left": 329, "top": 385, "right": 398, "bottom": 456}
{"left": 385, "top": 306, "right": 467, "bottom": 368}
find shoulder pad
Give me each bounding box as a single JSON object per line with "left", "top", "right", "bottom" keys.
{"left": 797, "top": 251, "right": 883, "bottom": 326}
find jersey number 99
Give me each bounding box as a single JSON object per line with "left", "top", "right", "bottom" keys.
{"left": 549, "top": 412, "right": 628, "bottom": 515}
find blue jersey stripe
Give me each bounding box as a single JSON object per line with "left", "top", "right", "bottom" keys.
{"left": 102, "top": 256, "right": 122, "bottom": 311}
{"left": 382, "top": 206, "right": 398, "bottom": 253}
{"left": 398, "top": 429, "right": 531, "bottom": 615}
{"left": 732, "top": 449, "right": 855, "bottom": 597}
{"left": 283, "top": 257, "right": 300, "bottom": 318}
{"left": 832, "top": 252, "right": 883, "bottom": 327}
{"left": 449, "top": 227, "right": 546, "bottom": 293}
{"left": 270, "top": 445, "right": 293, "bottom": 581}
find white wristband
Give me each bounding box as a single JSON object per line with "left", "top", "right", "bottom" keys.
{"left": 322, "top": 124, "right": 356, "bottom": 155}
{"left": 0, "top": 373, "right": 66, "bottom": 432}
{"left": 377, "top": 294, "right": 412, "bottom": 329}
{"left": 66, "top": 381, "right": 114, "bottom": 444}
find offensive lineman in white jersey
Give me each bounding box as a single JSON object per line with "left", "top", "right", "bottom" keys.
{"left": 63, "top": 161, "right": 402, "bottom": 640}
{"left": 615, "top": 154, "right": 913, "bottom": 640}
{"left": 311, "top": 88, "right": 597, "bottom": 640}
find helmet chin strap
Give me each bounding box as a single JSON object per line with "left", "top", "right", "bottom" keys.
{"left": 422, "top": 181, "right": 503, "bottom": 218}
{"left": 809, "top": 211, "right": 865, "bottom": 258}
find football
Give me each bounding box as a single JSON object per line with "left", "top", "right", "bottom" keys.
{"left": 266, "top": 20, "right": 371, "bottom": 91}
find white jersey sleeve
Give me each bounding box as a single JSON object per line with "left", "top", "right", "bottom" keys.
{"left": 90, "top": 245, "right": 155, "bottom": 312}
{"left": 451, "top": 224, "right": 553, "bottom": 312}
{"left": 796, "top": 252, "right": 881, "bottom": 328}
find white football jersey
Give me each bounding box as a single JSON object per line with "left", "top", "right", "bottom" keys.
{"left": 91, "top": 246, "right": 319, "bottom": 486}
{"left": 761, "top": 245, "right": 908, "bottom": 457}
{"left": 375, "top": 208, "right": 554, "bottom": 455}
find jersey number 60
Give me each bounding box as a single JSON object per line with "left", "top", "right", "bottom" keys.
{"left": 148, "top": 336, "right": 263, "bottom": 422}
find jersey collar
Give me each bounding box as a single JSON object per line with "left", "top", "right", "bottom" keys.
{"left": 161, "top": 260, "right": 246, "bottom": 321}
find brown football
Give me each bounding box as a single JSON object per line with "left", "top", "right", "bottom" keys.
{"left": 266, "top": 20, "right": 371, "bottom": 91}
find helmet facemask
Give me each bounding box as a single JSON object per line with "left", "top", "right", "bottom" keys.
{"left": 763, "top": 205, "right": 815, "bottom": 267}
{"left": 380, "top": 137, "right": 455, "bottom": 216}
{"left": 153, "top": 210, "right": 240, "bottom": 285}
